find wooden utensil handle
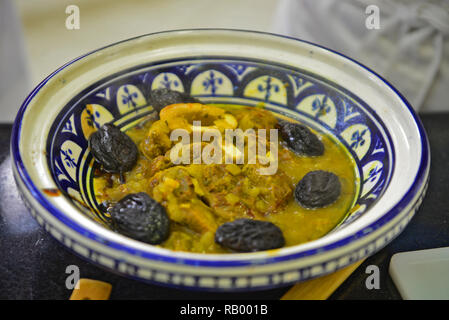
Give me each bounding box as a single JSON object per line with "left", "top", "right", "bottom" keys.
{"left": 281, "top": 259, "right": 365, "bottom": 300}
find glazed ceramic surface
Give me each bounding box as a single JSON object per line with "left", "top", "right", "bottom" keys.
{"left": 11, "top": 30, "right": 429, "bottom": 291}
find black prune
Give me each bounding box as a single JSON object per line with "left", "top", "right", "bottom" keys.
{"left": 295, "top": 170, "right": 341, "bottom": 209}
{"left": 148, "top": 88, "right": 201, "bottom": 112}
{"left": 278, "top": 120, "right": 324, "bottom": 156}
{"left": 215, "top": 218, "right": 285, "bottom": 252}
{"left": 89, "top": 123, "right": 138, "bottom": 176}
{"left": 109, "top": 192, "right": 169, "bottom": 244}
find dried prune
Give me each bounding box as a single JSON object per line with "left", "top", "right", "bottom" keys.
{"left": 89, "top": 123, "right": 138, "bottom": 176}
{"left": 148, "top": 88, "right": 201, "bottom": 112}
{"left": 215, "top": 218, "right": 285, "bottom": 252}
{"left": 278, "top": 120, "right": 324, "bottom": 156}
{"left": 109, "top": 192, "right": 169, "bottom": 244}
{"left": 295, "top": 170, "right": 341, "bottom": 209}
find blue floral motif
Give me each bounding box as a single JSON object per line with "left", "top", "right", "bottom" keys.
{"left": 227, "top": 64, "right": 247, "bottom": 75}
{"left": 160, "top": 73, "right": 179, "bottom": 90}
{"left": 202, "top": 71, "right": 223, "bottom": 96}
{"left": 137, "top": 73, "right": 151, "bottom": 84}
{"left": 312, "top": 96, "right": 331, "bottom": 118}
{"left": 371, "top": 180, "right": 385, "bottom": 194}
{"left": 366, "top": 165, "right": 382, "bottom": 183}
{"left": 343, "top": 100, "right": 357, "bottom": 118}
{"left": 375, "top": 138, "right": 383, "bottom": 150}
{"left": 372, "top": 138, "right": 385, "bottom": 154}
{"left": 54, "top": 161, "right": 64, "bottom": 176}
{"left": 121, "top": 86, "right": 139, "bottom": 109}
{"left": 61, "top": 148, "right": 76, "bottom": 168}
{"left": 63, "top": 120, "right": 73, "bottom": 132}
{"left": 350, "top": 129, "right": 367, "bottom": 149}
{"left": 257, "top": 76, "right": 279, "bottom": 101}
{"left": 292, "top": 75, "right": 305, "bottom": 88}
{"left": 86, "top": 109, "right": 101, "bottom": 129}
{"left": 175, "top": 64, "right": 193, "bottom": 74}
{"left": 95, "top": 88, "right": 110, "bottom": 100}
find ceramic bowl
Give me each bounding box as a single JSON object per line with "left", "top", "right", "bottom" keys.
{"left": 11, "top": 29, "right": 430, "bottom": 291}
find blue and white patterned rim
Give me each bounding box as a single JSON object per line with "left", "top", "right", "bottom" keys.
{"left": 11, "top": 29, "right": 430, "bottom": 271}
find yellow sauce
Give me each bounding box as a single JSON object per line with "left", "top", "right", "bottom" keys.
{"left": 93, "top": 104, "right": 358, "bottom": 253}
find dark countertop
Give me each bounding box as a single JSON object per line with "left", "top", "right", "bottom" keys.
{"left": 1, "top": 113, "right": 448, "bottom": 300}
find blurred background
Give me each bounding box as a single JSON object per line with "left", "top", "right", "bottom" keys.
{"left": 16, "top": 0, "right": 277, "bottom": 86}
{"left": 1, "top": 0, "right": 448, "bottom": 122}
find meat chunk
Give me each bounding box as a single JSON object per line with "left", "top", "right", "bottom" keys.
{"left": 140, "top": 119, "right": 172, "bottom": 159}
{"left": 149, "top": 167, "right": 218, "bottom": 233}
{"left": 239, "top": 164, "right": 293, "bottom": 214}
{"left": 188, "top": 164, "right": 293, "bottom": 221}
{"left": 236, "top": 107, "right": 278, "bottom": 131}
{"left": 160, "top": 103, "right": 237, "bottom": 133}
{"left": 145, "top": 155, "right": 173, "bottom": 178}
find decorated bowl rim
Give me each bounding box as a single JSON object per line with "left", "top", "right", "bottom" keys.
{"left": 11, "top": 29, "right": 430, "bottom": 268}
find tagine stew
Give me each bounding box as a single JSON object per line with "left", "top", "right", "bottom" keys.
{"left": 91, "top": 89, "right": 358, "bottom": 253}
